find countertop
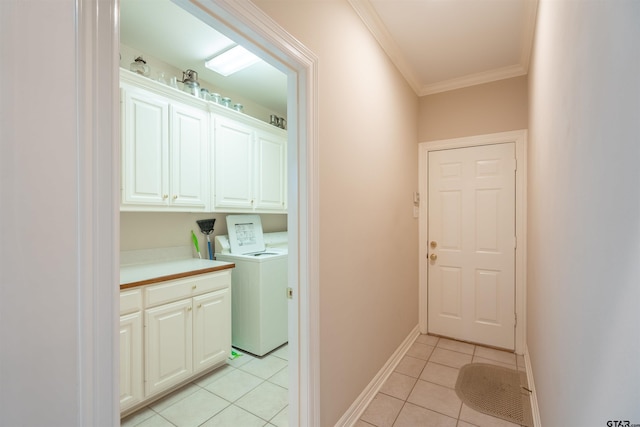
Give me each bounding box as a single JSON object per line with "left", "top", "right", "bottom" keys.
{"left": 120, "top": 258, "right": 235, "bottom": 289}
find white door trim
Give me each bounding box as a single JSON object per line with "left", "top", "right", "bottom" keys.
{"left": 76, "top": 0, "right": 120, "bottom": 424}
{"left": 418, "top": 130, "right": 527, "bottom": 354}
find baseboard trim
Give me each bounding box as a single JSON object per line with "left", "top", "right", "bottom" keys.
{"left": 524, "top": 344, "right": 542, "bottom": 427}
{"left": 335, "top": 325, "right": 421, "bottom": 427}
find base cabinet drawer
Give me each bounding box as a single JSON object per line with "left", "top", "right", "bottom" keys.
{"left": 145, "top": 270, "right": 231, "bottom": 308}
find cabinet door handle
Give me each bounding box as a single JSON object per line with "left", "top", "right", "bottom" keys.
{"left": 197, "top": 304, "right": 202, "bottom": 309}
{"left": 162, "top": 194, "right": 168, "bottom": 200}
{"left": 192, "top": 285, "right": 197, "bottom": 290}
{"left": 187, "top": 306, "right": 192, "bottom": 312}
{"left": 172, "top": 195, "right": 178, "bottom": 200}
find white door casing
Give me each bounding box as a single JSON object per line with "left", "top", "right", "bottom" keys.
{"left": 418, "top": 130, "right": 527, "bottom": 354}
{"left": 427, "top": 143, "right": 516, "bottom": 350}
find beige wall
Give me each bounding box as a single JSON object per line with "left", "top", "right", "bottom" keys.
{"left": 120, "top": 212, "right": 287, "bottom": 252}
{"left": 252, "top": 1, "right": 420, "bottom": 425}
{"left": 418, "top": 75, "right": 528, "bottom": 142}
{"left": 528, "top": 0, "right": 640, "bottom": 424}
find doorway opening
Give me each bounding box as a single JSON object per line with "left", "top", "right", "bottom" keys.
{"left": 117, "top": 0, "right": 319, "bottom": 425}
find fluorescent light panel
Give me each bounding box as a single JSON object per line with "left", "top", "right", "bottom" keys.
{"left": 204, "top": 45, "right": 261, "bottom": 76}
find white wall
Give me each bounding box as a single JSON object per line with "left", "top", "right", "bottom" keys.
{"left": 252, "top": 2, "right": 420, "bottom": 425}
{"left": 528, "top": 1, "right": 640, "bottom": 424}
{"left": 1, "top": 0, "right": 117, "bottom": 425}
{"left": 1, "top": 1, "right": 79, "bottom": 424}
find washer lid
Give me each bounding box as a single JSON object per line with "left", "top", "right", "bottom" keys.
{"left": 226, "top": 215, "right": 265, "bottom": 254}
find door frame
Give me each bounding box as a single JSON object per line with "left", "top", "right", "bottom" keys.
{"left": 77, "top": 0, "right": 320, "bottom": 424}
{"left": 418, "top": 130, "right": 527, "bottom": 354}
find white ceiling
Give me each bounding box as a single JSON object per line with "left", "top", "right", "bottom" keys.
{"left": 350, "top": 0, "right": 538, "bottom": 95}
{"left": 120, "top": 0, "right": 538, "bottom": 112}
{"left": 120, "top": 0, "right": 289, "bottom": 113}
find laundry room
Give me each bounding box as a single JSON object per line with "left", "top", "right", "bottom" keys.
{"left": 117, "top": 0, "right": 292, "bottom": 419}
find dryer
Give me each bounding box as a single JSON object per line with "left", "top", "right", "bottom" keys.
{"left": 215, "top": 215, "right": 288, "bottom": 356}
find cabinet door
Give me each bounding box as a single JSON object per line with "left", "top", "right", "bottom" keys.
{"left": 170, "top": 104, "right": 209, "bottom": 209}
{"left": 121, "top": 87, "right": 170, "bottom": 206}
{"left": 213, "top": 117, "right": 254, "bottom": 209}
{"left": 193, "top": 288, "right": 231, "bottom": 372}
{"left": 255, "top": 130, "right": 287, "bottom": 211}
{"left": 120, "top": 312, "right": 143, "bottom": 412}
{"left": 145, "top": 299, "right": 193, "bottom": 396}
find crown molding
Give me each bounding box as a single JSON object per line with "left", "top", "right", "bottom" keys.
{"left": 348, "top": 0, "right": 422, "bottom": 94}
{"left": 519, "top": 0, "right": 539, "bottom": 72}
{"left": 349, "top": 0, "right": 537, "bottom": 97}
{"left": 419, "top": 64, "right": 528, "bottom": 96}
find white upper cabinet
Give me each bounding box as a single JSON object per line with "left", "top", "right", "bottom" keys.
{"left": 212, "top": 116, "right": 287, "bottom": 213}
{"left": 120, "top": 71, "right": 209, "bottom": 212}
{"left": 170, "top": 103, "right": 209, "bottom": 208}
{"left": 121, "top": 87, "right": 170, "bottom": 207}
{"left": 120, "top": 69, "right": 286, "bottom": 214}
{"left": 255, "top": 129, "right": 287, "bottom": 211}
{"left": 213, "top": 117, "right": 255, "bottom": 210}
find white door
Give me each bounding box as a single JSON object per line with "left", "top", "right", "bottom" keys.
{"left": 427, "top": 143, "right": 516, "bottom": 350}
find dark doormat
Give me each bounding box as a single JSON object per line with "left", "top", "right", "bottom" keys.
{"left": 455, "top": 363, "right": 533, "bottom": 426}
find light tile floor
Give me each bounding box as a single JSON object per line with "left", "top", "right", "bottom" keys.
{"left": 121, "top": 344, "right": 289, "bottom": 427}
{"left": 357, "top": 335, "right": 532, "bottom": 427}
{"left": 123, "top": 336, "right": 530, "bottom": 427}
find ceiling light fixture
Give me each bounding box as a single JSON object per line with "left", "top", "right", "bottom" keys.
{"left": 204, "top": 45, "right": 261, "bottom": 76}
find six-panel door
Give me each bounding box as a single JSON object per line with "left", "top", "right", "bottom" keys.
{"left": 427, "top": 143, "right": 516, "bottom": 350}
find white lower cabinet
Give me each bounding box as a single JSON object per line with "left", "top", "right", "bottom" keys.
{"left": 120, "top": 289, "right": 143, "bottom": 413}
{"left": 120, "top": 269, "right": 232, "bottom": 414}
{"left": 193, "top": 289, "right": 231, "bottom": 372}
{"left": 212, "top": 115, "right": 287, "bottom": 213}
{"left": 120, "top": 312, "right": 143, "bottom": 412}
{"left": 145, "top": 298, "right": 193, "bottom": 397}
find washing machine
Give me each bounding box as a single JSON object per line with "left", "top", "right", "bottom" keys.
{"left": 215, "top": 215, "right": 288, "bottom": 356}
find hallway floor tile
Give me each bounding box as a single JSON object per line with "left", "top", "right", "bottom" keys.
{"left": 358, "top": 335, "right": 532, "bottom": 427}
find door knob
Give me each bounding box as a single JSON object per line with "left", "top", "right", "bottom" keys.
{"left": 429, "top": 253, "right": 437, "bottom": 261}
{"left": 430, "top": 241, "right": 437, "bottom": 249}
